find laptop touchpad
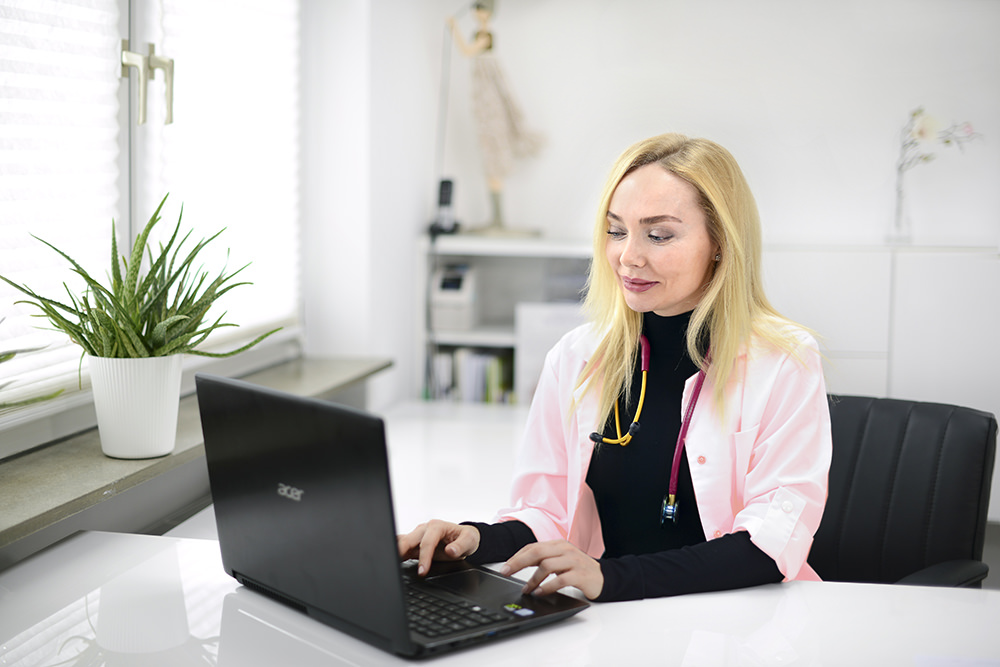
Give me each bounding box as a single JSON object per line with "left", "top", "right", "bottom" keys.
{"left": 426, "top": 568, "right": 521, "bottom": 603}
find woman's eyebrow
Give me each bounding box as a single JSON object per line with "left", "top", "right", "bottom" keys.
{"left": 607, "top": 211, "right": 683, "bottom": 224}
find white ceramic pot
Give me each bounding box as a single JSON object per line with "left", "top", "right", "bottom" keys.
{"left": 88, "top": 355, "right": 183, "bottom": 459}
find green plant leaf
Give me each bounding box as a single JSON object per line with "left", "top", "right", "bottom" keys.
{"left": 183, "top": 327, "right": 283, "bottom": 358}
{"left": 151, "top": 314, "right": 190, "bottom": 348}
{"left": 124, "top": 195, "right": 169, "bottom": 305}
{"left": 0, "top": 193, "right": 281, "bottom": 360}
{"left": 0, "top": 388, "right": 65, "bottom": 410}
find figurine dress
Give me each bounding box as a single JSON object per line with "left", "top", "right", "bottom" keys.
{"left": 469, "top": 31, "right": 542, "bottom": 185}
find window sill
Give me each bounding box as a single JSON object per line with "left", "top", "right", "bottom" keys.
{"left": 0, "top": 356, "right": 392, "bottom": 571}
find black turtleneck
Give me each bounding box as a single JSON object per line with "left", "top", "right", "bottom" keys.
{"left": 586, "top": 310, "right": 702, "bottom": 556}
{"left": 466, "top": 310, "right": 782, "bottom": 601}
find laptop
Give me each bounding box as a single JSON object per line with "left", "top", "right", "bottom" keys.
{"left": 195, "top": 374, "right": 589, "bottom": 659}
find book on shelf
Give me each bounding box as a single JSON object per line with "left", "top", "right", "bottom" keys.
{"left": 428, "top": 347, "right": 514, "bottom": 404}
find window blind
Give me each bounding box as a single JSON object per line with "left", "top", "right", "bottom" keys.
{"left": 0, "top": 0, "right": 121, "bottom": 407}
{"left": 1, "top": 0, "right": 301, "bottom": 446}
{"left": 137, "top": 0, "right": 301, "bottom": 346}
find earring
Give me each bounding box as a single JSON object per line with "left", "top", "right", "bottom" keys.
{"left": 714, "top": 253, "right": 721, "bottom": 262}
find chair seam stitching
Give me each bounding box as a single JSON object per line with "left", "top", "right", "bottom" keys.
{"left": 836, "top": 398, "right": 871, "bottom": 579}
{"left": 879, "top": 403, "right": 911, "bottom": 582}
{"left": 923, "top": 408, "right": 953, "bottom": 565}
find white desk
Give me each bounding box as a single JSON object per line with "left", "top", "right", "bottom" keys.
{"left": 2, "top": 530, "right": 998, "bottom": 666}
{"left": 2, "top": 402, "right": 999, "bottom": 666}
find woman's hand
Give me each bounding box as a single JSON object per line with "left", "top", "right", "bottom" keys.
{"left": 501, "top": 540, "right": 604, "bottom": 600}
{"left": 397, "top": 520, "right": 480, "bottom": 576}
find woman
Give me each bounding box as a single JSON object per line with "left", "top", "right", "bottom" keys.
{"left": 399, "top": 133, "right": 832, "bottom": 602}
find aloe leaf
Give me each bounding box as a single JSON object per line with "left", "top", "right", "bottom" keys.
{"left": 91, "top": 308, "right": 148, "bottom": 358}
{"left": 1, "top": 277, "right": 83, "bottom": 319}
{"left": 110, "top": 220, "right": 123, "bottom": 296}
{"left": 28, "top": 236, "right": 102, "bottom": 289}
{"left": 0, "top": 388, "right": 65, "bottom": 410}
{"left": 137, "top": 218, "right": 184, "bottom": 302}
{"left": 151, "top": 315, "right": 190, "bottom": 347}
{"left": 184, "top": 328, "right": 282, "bottom": 358}
{"left": 124, "top": 194, "right": 169, "bottom": 306}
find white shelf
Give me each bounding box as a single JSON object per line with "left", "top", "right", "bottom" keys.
{"left": 427, "top": 234, "right": 591, "bottom": 259}
{"left": 417, "top": 234, "right": 590, "bottom": 403}
{"left": 430, "top": 326, "right": 515, "bottom": 348}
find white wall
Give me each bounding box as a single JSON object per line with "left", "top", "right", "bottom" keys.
{"left": 302, "top": 0, "right": 1000, "bottom": 395}
{"left": 300, "top": 0, "right": 373, "bottom": 361}
{"left": 441, "top": 0, "right": 999, "bottom": 247}
{"left": 300, "top": 1, "right": 1000, "bottom": 509}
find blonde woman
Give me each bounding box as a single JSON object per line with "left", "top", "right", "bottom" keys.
{"left": 399, "top": 133, "right": 832, "bottom": 601}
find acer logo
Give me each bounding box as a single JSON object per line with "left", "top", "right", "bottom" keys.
{"left": 277, "top": 483, "right": 304, "bottom": 501}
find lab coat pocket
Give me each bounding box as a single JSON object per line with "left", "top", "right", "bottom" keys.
{"left": 732, "top": 423, "right": 760, "bottom": 501}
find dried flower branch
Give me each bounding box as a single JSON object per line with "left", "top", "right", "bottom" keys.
{"left": 892, "top": 107, "right": 982, "bottom": 241}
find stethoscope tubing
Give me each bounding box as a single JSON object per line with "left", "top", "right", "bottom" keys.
{"left": 670, "top": 367, "right": 707, "bottom": 497}
{"left": 590, "top": 334, "right": 709, "bottom": 524}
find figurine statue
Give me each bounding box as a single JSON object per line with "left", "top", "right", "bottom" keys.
{"left": 447, "top": 1, "right": 543, "bottom": 234}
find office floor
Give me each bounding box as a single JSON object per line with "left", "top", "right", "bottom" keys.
{"left": 984, "top": 522, "right": 1000, "bottom": 590}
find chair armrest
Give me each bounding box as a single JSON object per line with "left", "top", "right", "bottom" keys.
{"left": 894, "top": 560, "right": 989, "bottom": 588}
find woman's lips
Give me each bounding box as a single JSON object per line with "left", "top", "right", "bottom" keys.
{"left": 621, "top": 276, "right": 656, "bottom": 293}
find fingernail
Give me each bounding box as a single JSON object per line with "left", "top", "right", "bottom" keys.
{"left": 418, "top": 564, "right": 426, "bottom": 576}
{"left": 499, "top": 563, "right": 511, "bottom": 576}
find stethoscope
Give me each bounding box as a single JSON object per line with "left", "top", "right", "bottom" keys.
{"left": 588, "top": 335, "right": 708, "bottom": 526}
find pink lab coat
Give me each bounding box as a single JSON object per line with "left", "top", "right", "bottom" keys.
{"left": 497, "top": 322, "right": 832, "bottom": 581}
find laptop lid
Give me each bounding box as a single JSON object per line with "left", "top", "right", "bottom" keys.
{"left": 195, "top": 374, "right": 588, "bottom": 658}
{"left": 196, "top": 374, "right": 413, "bottom": 654}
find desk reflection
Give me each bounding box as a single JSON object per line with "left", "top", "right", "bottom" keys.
{"left": 218, "top": 589, "right": 390, "bottom": 666}
{"left": 0, "top": 533, "right": 233, "bottom": 667}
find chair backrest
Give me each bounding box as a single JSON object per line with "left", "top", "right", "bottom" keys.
{"left": 809, "top": 395, "right": 997, "bottom": 584}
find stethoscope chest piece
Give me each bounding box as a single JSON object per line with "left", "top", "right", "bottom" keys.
{"left": 660, "top": 494, "right": 679, "bottom": 526}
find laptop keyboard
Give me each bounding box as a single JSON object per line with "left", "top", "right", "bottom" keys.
{"left": 405, "top": 582, "right": 508, "bottom": 638}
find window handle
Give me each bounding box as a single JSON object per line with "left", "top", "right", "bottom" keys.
{"left": 148, "top": 44, "right": 174, "bottom": 125}
{"left": 120, "top": 39, "right": 148, "bottom": 125}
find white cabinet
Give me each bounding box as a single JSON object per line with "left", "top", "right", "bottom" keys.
{"left": 889, "top": 249, "right": 1000, "bottom": 521}
{"left": 417, "top": 235, "right": 590, "bottom": 403}
{"left": 762, "top": 247, "right": 893, "bottom": 397}
{"left": 764, "top": 244, "right": 1000, "bottom": 521}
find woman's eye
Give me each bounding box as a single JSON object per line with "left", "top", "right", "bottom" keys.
{"left": 649, "top": 232, "right": 673, "bottom": 243}
{"left": 606, "top": 229, "right": 625, "bottom": 239}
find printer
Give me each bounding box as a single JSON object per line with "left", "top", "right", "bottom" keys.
{"left": 430, "top": 263, "right": 478, "bottom": 331}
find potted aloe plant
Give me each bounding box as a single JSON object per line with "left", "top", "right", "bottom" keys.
{"left": 0, "top": 195, "right": 279, "bottom": 458}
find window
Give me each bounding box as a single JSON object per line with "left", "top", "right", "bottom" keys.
{"left": 0, "top": 0, "right": 301, "bottom": 458}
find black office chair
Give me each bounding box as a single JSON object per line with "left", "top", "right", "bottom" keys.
{"left": 809, "top": 395, "right": 997, "bottom": 587}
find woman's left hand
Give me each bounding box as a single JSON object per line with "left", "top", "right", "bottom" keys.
{"left": 501, "top": 539, "right": 604, "bottom": 600}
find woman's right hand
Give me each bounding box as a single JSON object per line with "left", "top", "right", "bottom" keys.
{"left": 397, "top": 520, "right": 481, "bottom": 577}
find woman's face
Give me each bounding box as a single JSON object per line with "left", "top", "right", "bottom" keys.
{"left": 604, "top": 163, "right": 719, "bottom": 317}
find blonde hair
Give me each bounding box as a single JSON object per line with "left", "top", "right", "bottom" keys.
{"left": 578, "top": 133, "right": 805, "bottom": 424}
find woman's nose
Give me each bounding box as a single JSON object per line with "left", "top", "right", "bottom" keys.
{"left": 620, "top": 235, "right": 644, "bottom": 268}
